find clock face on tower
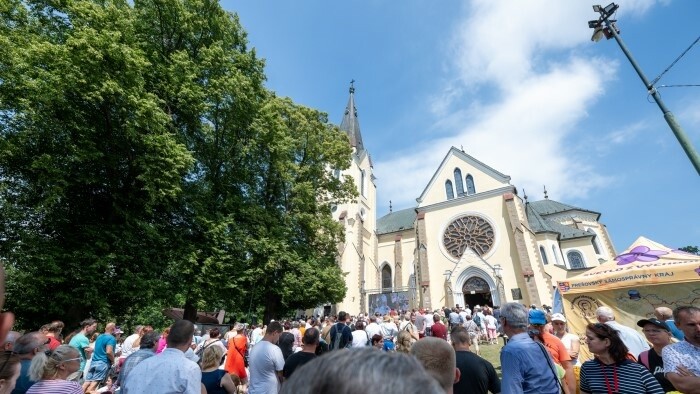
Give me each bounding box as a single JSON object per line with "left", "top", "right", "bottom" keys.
{"left": 442, "top": 215, "right": 495, "bottom": 259}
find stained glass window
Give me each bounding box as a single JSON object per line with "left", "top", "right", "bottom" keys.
{"left": 443, "top": 216, "right": 495, "bottom": 258}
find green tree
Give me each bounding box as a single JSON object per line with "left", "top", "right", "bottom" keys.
{"left": 678, "top": 246, "right": 699, "bottom": 255}
{"left": 1, "top": 0, "right": 357, "bottom": 327}
{"left": 1, "top": 0, "right": 192, "bottom": 327}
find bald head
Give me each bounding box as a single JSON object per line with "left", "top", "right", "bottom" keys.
{"left": 411, "top": 337, "right": 459, "bottom": 393}
{"left": 654, "top": 307, "right": 673, "bottom": 320}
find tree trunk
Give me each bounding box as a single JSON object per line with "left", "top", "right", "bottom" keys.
{"left": 263, "top": 292, "right": 281, "bottom": 324}
{"left": 183, "top": 299, "right": 197, "bottom": 323}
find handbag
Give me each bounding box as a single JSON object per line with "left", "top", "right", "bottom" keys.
{"left": 233, "top": 336, "right": 249, "bottom": 367}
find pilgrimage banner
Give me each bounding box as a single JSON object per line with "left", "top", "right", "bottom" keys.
{"left": 562, "top": 282, "right": 699, "bottom": 362}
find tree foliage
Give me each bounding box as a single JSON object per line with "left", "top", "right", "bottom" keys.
{"left": 0, "top": 0, "right": 356, "bottom": 329}
{"left": 678, "top": 246, "right": 699, "bottom": 255}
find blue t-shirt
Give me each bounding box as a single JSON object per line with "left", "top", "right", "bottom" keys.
{"left": 68, "top": 333, "right": 90, "bottom": 371}
{"left": 92, "top": 333, "right": 117, "bottom": 363}
{"left": 11, "top": 359, "right": 34, "bottom": 394}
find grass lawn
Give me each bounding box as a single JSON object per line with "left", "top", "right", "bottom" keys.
{"left": 476, "top": 339, "right": 505, "bottom": 378}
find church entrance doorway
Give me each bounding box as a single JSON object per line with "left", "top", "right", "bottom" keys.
{"left": 462, "top": 276, "right": 493, "bottom": 308}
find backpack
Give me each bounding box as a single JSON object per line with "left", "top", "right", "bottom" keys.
{"left": 330, "top": 323, "right": 347, "bottom": 350}
{"left": 639, "top": 350, "right": 650, "bottom": 370}
{"left": 473, "top": 314, "right": 481, "bottom": 327}
{"left": 195, "top": 340, "right": 217, "bottom": 365}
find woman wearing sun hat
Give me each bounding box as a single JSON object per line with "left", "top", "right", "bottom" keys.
{"left": 636, "top": 317, "right": 677, "bottom": 393}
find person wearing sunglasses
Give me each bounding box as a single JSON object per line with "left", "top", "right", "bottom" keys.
{"left": 26, "top": 345, "right": 82, "bottom": 394}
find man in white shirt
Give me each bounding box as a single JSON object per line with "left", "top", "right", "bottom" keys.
{"left": 119, "top": 325, "right": 143, "bottom": 366}
{"left": 248, "top": 321, "right": 285, "bottom": 394}
{"left": 458, "top": 307, "right": 469, "bottom": 326}
{"left": 365, "top": 315, "right": 382, "bottom": 340}
{"left": 122, "top": 320, "right": 201, "bottom": 394}
{"left": 595, "top": 306, "right": 649, "bottom": 357}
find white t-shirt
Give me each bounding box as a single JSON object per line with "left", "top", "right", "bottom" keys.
{"left": 248, "top": 340, "right": 285, "bottom": 394}
{"left": 484, "top": 315, "right": 497, "bottom": 330}
{"left": 365, "top": 323, "right": 382, "bottom": 339}
{"left": 458, "top": 311, "right": 468, "bottom": 324}
{"left": 351, "top": 330, "right": 370, "bottom": 347}
{"left": 557, "top": 332, "right": 580, "bottom": 364}
{"left": 120, "top": 333, "right": 140, "bottom": 359}
{"left": 380, "top": 322, "right": 399, "bottom": 340}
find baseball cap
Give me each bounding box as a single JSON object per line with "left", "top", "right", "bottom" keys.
{"left": 636, "top": 318, "right": 670, "bottom": 331}
{"left": 528, "top": 309, "right": 547, "bottom": 325}
{"left": 551, "top": 313, "right": 567, "bottom": 323}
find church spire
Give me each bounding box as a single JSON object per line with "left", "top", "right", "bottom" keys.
{"left": 340, "top": 80, "right": 364, "bottom": 153}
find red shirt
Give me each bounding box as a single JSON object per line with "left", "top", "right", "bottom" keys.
{"left": 430, "top": 322, "right": 447, "bottom": 340}
{"left": 47, "top": 336, "right": 61, "bottom": 351}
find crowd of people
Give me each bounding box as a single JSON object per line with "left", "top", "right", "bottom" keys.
{"left": 0, "top": 303, "right": 697, "bottom": 393}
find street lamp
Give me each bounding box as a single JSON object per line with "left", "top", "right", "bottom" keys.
{"left": 589, "top": 3, "right": 700, "bottom": 175}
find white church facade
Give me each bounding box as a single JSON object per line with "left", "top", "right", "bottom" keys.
{"left": 331, "top": 85, "right": 617, "bottom": 315}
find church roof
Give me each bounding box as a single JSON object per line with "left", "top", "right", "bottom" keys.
{"left": 339, "top": 82, "right": 364, "bottom": 153}
{"left": 525, "top": 202, "right": 595, "bottom": 240}
{"left": 417, "top": 147, "right": 511, "bottom": 204}
{"left": 376, "top": 207, "right": 416, "bottom": 235}
{"left": 527, "top": 199, "right": 600, "bottom": 220}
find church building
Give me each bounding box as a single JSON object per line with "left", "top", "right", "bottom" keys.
{"left": 331, "top": 85, "right": 617, "bottom": 315}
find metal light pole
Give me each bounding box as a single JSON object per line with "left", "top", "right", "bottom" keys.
{"left": 590, "top": 3, "right": 700, "bottom": 176}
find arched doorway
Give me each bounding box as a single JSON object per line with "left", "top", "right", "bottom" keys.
{"left": 462, "top": 276, "right": 492, "bottom": 308}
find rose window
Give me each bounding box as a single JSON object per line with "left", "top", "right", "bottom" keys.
{"left": 442, "top": 216, "right": 495, "bottom": 258}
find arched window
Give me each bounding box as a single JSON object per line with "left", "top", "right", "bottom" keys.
{"left": 592, "top": 237, "right": 601, "bottom": 255}
{"left": 540, "top": 246, "right": 549, "bottom": 265}
{"left": 360, "top": 170, "right": 366, "bottom": 197}
{"left": 445, "top": 180, "right": 455, "bottom": 200}
{"left": 381, "top": 264, "right": 392, "bottom": 292}
{"left": 465, "top": 174, "right": 476, "bottom": 195}
{"left": 454, "top": 168, "right": 464, "bottom": 196}
{"left": 552, "top": 245, "right": 561, "bottom": 265}
{"left": 567, "top": 250, "right": 585, "bottom": 269}
{"left": 588, "top": 229, "right": 604, "bottom": 256}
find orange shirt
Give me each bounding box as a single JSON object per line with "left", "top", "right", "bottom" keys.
{"left": 542, "top": 331, "right": 572, "bottom": 365}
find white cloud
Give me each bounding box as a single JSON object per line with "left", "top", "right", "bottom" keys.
{"left": 375, "top": 1, "right": 665, "bottom": 209}
{"left": 677, "top": 98, "right": 700, "bottom": 132}
{"left": 606, "top": 121, "right": 647, "bottom": 144}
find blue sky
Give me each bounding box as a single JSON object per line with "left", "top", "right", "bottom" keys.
{"left": 222, "top": 0, "right": 700, "bottom": 252}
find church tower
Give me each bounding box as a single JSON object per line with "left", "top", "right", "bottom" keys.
{"left": 332, "top": 82, "right": 377, "bottom": 315}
